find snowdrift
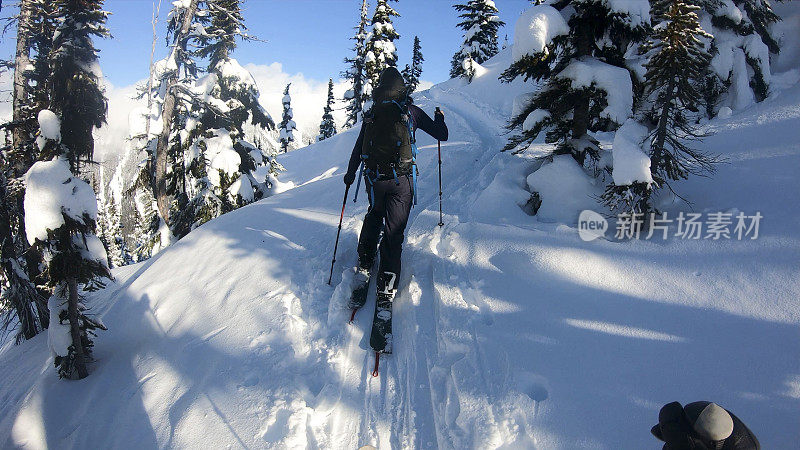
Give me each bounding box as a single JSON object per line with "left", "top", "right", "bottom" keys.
{"left": 2, "top": 33, "right": 800, "bottom": 450}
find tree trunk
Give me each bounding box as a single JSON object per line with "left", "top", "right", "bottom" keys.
{"left": 570, "top": 23, "right": 592, "bottom": 166}
{"left": 0, "top": 0, "right": 43, "bottom": 341}
{"left": 651, "top": 77, "right": 677, "bottom": 175}
{"left": 67, "top": 278, "right": 89, "bottom": 379}
{"left": 12, "top": 0, "right": 34, "bottom": 175}
{"left": 154, "top": 0, "right": 199, "bottom": 226}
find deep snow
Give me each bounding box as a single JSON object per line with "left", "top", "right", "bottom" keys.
{"left": 2, "top": 44, "right": 800, "bottom": 450}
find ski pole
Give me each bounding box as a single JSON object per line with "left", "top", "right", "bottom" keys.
{"left": 327, "top": 184, "right": 350, "bottom": 285}
{"left": 436, "top": 110, "right": 444, "bottom": 227}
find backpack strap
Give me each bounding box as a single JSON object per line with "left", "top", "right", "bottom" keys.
{"left": 406, "top": 110, "right": 419, "bottom": 206}
{"left": 389, "top": 99, "right": 419, "bottom": 205}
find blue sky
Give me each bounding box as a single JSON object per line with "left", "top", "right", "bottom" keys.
{"left": 1, "top": 0, "right": 531, "bottom": 87}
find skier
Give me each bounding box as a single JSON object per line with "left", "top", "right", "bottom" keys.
{"left": 651, "top": 401, "right": 760, "bottom": 449}
{"left": 343, "top": 67, "right": 448, "bottom": 354}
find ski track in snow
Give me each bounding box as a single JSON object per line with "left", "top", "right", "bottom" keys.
{"left": 2, "top": 46, "right": 800, "bottom": 449}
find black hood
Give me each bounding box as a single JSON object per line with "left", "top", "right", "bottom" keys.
{"left": 373, "top": 67, "right": 407, "bottom": 102}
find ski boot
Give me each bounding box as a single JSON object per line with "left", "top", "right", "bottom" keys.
{"left": 370, "top": 271, "right": 396, "bottom": 355}
{"left": 348, "top": 265, "right": 371, "bottom": 311}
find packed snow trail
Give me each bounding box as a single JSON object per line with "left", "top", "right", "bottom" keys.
{"left": 2, "top": 48, "right": 800, "bottom": 449}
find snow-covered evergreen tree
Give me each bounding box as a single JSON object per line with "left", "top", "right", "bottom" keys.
{"left": 169, "top": 0, "right": 279, "bottom": 238}
{"left": 95, "top": 168, "right": 129, "bottom": 268}
{"left": 25, "top": 0, "right": 112, "bottom": 379}
{"left": 402, "top": 36, "right": 424, "bottom": 92}
{"left": 318, "top": 79, "right": 337, "bottom": 141}
{"left": 646, "top": 0, "right": 717, "bottom": 184}
{"left": 279, "top": 83, "right": 298, "bottom": 152}
{"left": 127, "top": 0, "right": 279, "bottom": 242}
{"left": 450, "top": 0, "right": 504, "bottom": 81}
{"left": 342, "top": 0, "right": 370, "bottom": 129}
{"left": 501, "top": 1, "right": 649, "bottom": 167}
{"left": 603, "top": 0, "right": 718, "bottom": 217}
{"left": 150, "top": 0, "right": 200, "bottom": 241}
{"left": 364, "top": 0, "right": 400, "bottom": 93}
{"left": 698, "top": 0, "right": 782, "bottom": 116}
{"left": 602, "top": 0, "right": 716, "bottom": 213}
{"left": 0, "top": 0, "right": 51, "bottom": 342}
{"left": 44, "top": 0, "right": 109, "bottom": 172}
{"left": 130, "top": 182, "right": 161, "bottom": 261}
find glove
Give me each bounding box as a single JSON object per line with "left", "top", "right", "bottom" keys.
{"left": 344, "top": 172, "right": 356, "bottom": 186}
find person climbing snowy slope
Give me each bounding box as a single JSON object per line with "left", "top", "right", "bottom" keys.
{"left": 343, "top": 67, "right": 448, "bottom": 355}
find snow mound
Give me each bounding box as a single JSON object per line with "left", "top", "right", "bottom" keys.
{"left": 24, "top": 158, "right": 99, "bottom": 244}
{"left": 512, "top": 5, "right": 569, "bottom": 62}
{"left": 46, "top": 297, "right": 71, "bottom": 358}
{"left": 37, "top": 110, "right": 61, "bottom": 142}
{"left": 612, "top": 120, "right": 653, "bottom": 186}
{"left": 216, "top": 58, "right": 257, "bottom": 91}
{"left": 204, "top": 129, "right": 241, "bottom": 188}
{"left": 560, "top": 58, "right": 633, "bottom": 124}
{"left": 527, "top": 154, "right": 599, "bottom": 223}
{"left": 603, "top": 0, "right": 650, "bottom": 27}
{"left": 522, "top": 109, "right": 550, "bottom": 132}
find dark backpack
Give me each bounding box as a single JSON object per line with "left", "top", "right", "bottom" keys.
{"left": 361, "top": 100, "right": 415, "bottom": 175}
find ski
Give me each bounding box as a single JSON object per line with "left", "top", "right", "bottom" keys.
{"left": 369, "top": 289, "right": 393, "bottom": 354}
{"left": 369, "top": 271, "right": 396, "bottom": 376}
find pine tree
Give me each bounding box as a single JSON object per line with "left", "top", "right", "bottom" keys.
{"left": 120, "top": 0, "right": 175, "bottom": 260}
{"left": 318, "top": 79, "right": 337, "bottom": 141}
{"left": 95, "top": 168, "right": 128, "bottom": 268}
{"left": 402, "top": 36, "right": 424, "bottom": 92}
{"left": 500, "top": 1, "right": 649, "bottom": 166}
{"left": 152, "top": 0, "right": 200, "bottom": 232}
{"left": 364, "top": 0, "right": 400, "bottom": 93}
{"left": 106, "top": 200, "right": 130, "bottom": 268}
{"left": 130, "top": 183, "right": 161, "bottom": 261}
{"left": 279, "top": 83, "right": 298, "bottom": 152}
{"left": 646, "top": 0, "right": 717, "bottom": 185}
{"left": 128, "top": 0, "right": 279, "bottom": 242}
{"left": 0, "top": 0, "right": 51, "bottom": 342}
{"left": 25, "top": 0, "right": 112, "bottom": 379}
{"left": 169, "top": 0, "right": 279, "bottom": 238}
{"left": 603, "top": 0, "right": 718, "bottom": 216}
{"left": 342, "top": 0, "right": 370, "bottom": 129}
{"left": 450, "top": 0, "right": 504, "bottom": 81}
{"left": 699, "top": 0, "right": 782, "bottom": 115}
{"left": 128, "top": 4, "right": 194, "bottom": 246}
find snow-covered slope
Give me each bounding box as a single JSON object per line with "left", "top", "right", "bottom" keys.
{"left": 2, "top": 45, "right": 799, "bottom": 449}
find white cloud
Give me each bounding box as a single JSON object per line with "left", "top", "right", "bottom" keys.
{"left": 243, "top": 62, "right": 351, "bottom": 144}
{"left": 94, "top": 81, "right": 142, "bottom": 167}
